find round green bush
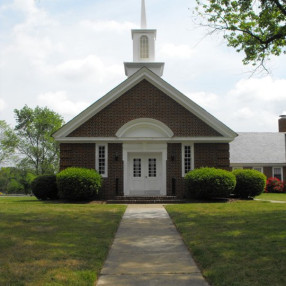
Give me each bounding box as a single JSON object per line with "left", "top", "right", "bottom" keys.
{"left": 56, "top": 167, "right": 102, "bottom": 201}
{"left": 185, "top": 167, "right": 236, "bottom": 199}
{"left": 31, "top": 175, "right": 58, "bottom": 200}
{"left": 232, "top": 169, "right": 266, "bottom": 198}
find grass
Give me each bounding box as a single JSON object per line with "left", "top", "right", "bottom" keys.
{"left": 256, "top": 193, "right": 286, "bottom": 201}
{"left": 0, "top": 197, "right": 126, "bottom": 286}
{"left": 166, "top": 201, "right": 286, "bottom": 286}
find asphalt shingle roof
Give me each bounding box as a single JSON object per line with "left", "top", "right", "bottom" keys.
{"left": 230, "top": 132, "right": 286, "bottom": 164}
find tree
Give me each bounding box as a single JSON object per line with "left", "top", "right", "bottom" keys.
{"left": 2, "top": 106, "right": 64, "bottom": 175}
{"left": 0, "top": 167, "right": 36, "bottom": 194}
{"left": 194, "top": 0, "right": 286, "bottom": 69}
{"left": 0, "top": 120, "right": 16, "bottom": 165}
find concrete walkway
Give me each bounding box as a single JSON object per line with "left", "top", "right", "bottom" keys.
{"left": 96, "top": 204, "right": 209, "bottom": 286}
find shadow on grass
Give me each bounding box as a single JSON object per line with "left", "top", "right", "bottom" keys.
{"left": 166, "top": 202, "right": 286, "bottom": 286}
{"left": 0, "top": 201, "right": 126, "bottom": 285}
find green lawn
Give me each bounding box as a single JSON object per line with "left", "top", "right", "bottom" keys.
{"left": 0, "top": 197, "right": 126, "bottom": 286}
{"left": 256, "top": 193, "right": 286, "bottom": 201}
{"left": 166, "top": 201, "right": 286, "bottom": 286}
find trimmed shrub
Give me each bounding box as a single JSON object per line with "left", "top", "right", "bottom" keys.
{"left": 56, "top": 167, "right": 102, "bottom": 201}
{"left": 31, "top": 175, "right": 58, "bottom": 200}
{"left": 265, "top": 177, "right": 285, "bottom": 193}
{"left": 185, "top": 167, "right": 236, "bottom": 199}
{"left": 233, "top": 169, "right": 266, "bottom": 198}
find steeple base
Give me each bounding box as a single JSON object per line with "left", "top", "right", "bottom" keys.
{"left": 124, "top": 62, "right": 165, "bottom": 77}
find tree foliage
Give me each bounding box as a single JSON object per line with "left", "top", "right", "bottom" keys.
{"left": 0, "top": 120, "right": 16, "bottom": 164}
{"left": 0, "top": 167, "right": 36, "bottom": 194}
{"left": 195, "top": 0, "right": 286, "bottom": 68}
{"left": 2, "top": 106, "right": 64, "bottom": 175}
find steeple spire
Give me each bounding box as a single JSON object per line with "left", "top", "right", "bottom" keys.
{"left": 141, "top": 0, "right": 147, "bottom": 28}
{"left": 124, "top": 0, "right": 165, "bottom": 77}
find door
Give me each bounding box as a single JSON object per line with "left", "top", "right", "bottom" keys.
{"left": 128, "top": 153, "right": 162, "bottom": 196}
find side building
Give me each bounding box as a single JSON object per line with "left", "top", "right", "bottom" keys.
{"left": 230, "top": 115, "right": 286, "bottom": 181}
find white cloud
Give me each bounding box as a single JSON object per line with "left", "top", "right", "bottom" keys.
{"left": 0, "top": 98, "right": 6, "bottom": 111}
{"left": 229, "top": 76, "right": 286, "bottom": 102}
{"left": 187, "top": 91, "right": 219, "bottom": 109}
{"left": 38, "top": 91, "right": 90, "bottom": 118}
{"left": 54, "top": 55, "right": 122, "bottom": 82}
{"left": 12, "top": 0, "right": 38, "bottom": 14}
{"left": 80, "top": 20, "right": 136, "bottom": 32}
{"left": 160, "top": 43, "right": 194, "bottom": 59}
{"left": 233, "top": 107, "right": 255, "bottom": 120}
{"left": 184, "top": 76, "right": 286, "bottom": 132}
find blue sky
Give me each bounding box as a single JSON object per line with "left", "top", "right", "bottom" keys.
{"left": 0, "top": 0, "right": 286, "bottom": 132}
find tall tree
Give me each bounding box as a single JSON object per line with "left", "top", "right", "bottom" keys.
{"left": 194, "top": 0, "right": 286, "bottom": 69}
{"left": 0, "top": 120, "right": 16, "bottom": 165}
{"left": 2, "top": 106, "right": 64, "bottom": 175}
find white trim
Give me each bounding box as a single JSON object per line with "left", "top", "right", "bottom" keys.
{"left": 116, "top": 118, "right": 174, "bottom": 138}
{"left": 56, "top": 136, "right": 234, "bottom": 143}
{"left": 253, "top": 167, "right": 263, "bottom": 173}
{"left": 96, "top": 143, "right": 108, "bottom": 178}
{"left": 53, "top": 67, "right": 237, "bottom": 140}
{"left": 272, "top": 167, "right": 283, "bottom": 180}
{"left": 182, "top": 143, "right": 195, "bottom": 177}
{"left": 231, "top": 163, "right": 286, "bottom": 167}
{"left": 123, "top": 143, "right": 167, "bottom": 196}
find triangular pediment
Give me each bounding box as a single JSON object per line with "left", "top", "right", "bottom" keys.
{"left": 53, "top": 67, "right": 237, "bottom": 141}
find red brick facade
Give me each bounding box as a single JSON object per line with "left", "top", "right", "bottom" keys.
{"left": 59, "top": 79, "right": 232, "bottom": 199}
{"left": 60, "top": 142, "right": 230, "bottom": 199}
{"left": 60, "top": 143, "right": 95, "bottom": 170}
{"left": 194, "top": 143, "right": 230, "bottom": 170}
{"left": 68, "top": 80, "right": 222, "bottom": 138}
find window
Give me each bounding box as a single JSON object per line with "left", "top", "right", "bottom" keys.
{"left": 273, "top": 167, "right": 283, "bottom": 180}
{"left": 253, "top": 167, "right": 263, "bottom": 173}
{"left": 98, "top": 146, "right": 106, "bottom": 174}
{"left": 148, "top": 158, "right": 157, "bottom": 177}
{"left": 96, "top": 144, "right": 108, "bottom": 177}
{"left": 133, "top": 158, "right": 141, "bottom": 177}
{"left": 182, "top": 144, "right": 193, "bottom": 176}
{"left": 232, "top": 167, "right": 243, "bottom": 171}
{"left": 140, "top": 36, "right": 149, "bottom": 59}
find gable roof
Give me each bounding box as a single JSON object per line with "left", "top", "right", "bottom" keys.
{"left": 230, "top": 132, "right": 286, "bottom": 165}
{"left": 53, "top": 67, "right": 237, "bottom": 141}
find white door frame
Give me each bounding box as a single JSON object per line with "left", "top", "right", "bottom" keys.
{"left": 123, "top": 143, "right": 167, "bottom": 196}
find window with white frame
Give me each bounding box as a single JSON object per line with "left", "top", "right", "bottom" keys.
{"left": 140, "top": 36, "right": 149, "bottom": 59}
{"left": 183, "top": 145, "right": 192, "bottom": 176}
{"left": 273, "top": 167, "right": 282, "bottom": 180}
{"left": 253, "top": 167, "right": 263, "bottom": 173}
{"left": 96, "top": 144, "right": 108, "bottom": 177}
{"left": 232, "top": 167, "right": 243, "bottom": 171}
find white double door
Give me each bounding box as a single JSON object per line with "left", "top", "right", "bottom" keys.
{"left": 128, "top": 152, "right": 162, "bottom": 196}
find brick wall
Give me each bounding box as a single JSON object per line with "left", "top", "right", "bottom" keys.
{"left": 100, "top": 143, "right": 123, "bottom": 200}
{"left": 194, "top": 143, "right": 230, "bottom": 170}
{"left": 60, "top": 143, "right": 95, "bottom": 170}
{"left": 68, "top": 80, "right": 222, "bottom": 138}
{"left": 167, "top": 143, "right": 185, "bottom": 198}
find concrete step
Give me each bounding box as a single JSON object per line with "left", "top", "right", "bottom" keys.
{"left": 107, "top": 196, "right": 186, "bottom": 204}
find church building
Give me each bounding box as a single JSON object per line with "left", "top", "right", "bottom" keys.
{"left": 53, "top": 0, "right": 237, "bottom": 199}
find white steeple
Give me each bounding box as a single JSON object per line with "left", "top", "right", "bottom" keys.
{"left": 141, "top": 0, "right": 147, "bottom": 28}
{"left": 124, "top": 0, "right": 164, "bottom": 77}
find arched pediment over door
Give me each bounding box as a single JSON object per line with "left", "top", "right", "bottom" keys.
{"left": 116, "top": 118, "right": 174, "bottom": 139}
